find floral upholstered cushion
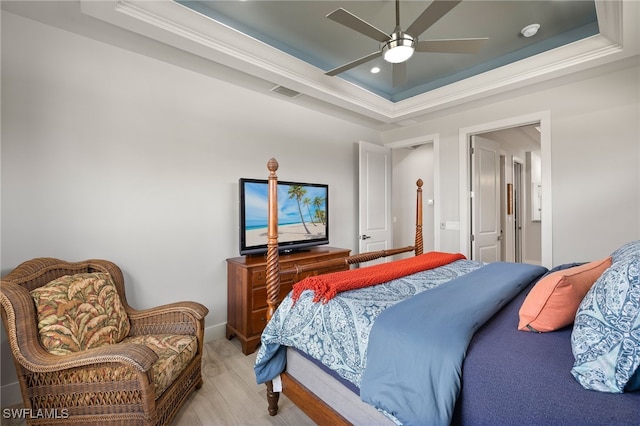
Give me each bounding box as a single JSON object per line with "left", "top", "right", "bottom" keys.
{"left": 31, "top": 272, "right": 131, "bottom": 355}
{"left": 40, "top": 334, "right": 197, "bottom": 399}
{"left": 121, "top": 334, "right": 198, "bottom": 397}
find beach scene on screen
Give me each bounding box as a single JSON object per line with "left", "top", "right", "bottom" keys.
{"left": 244, "top": 182, "right": 327, "bottom": 246}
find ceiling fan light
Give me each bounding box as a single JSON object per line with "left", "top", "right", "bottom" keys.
{"left": 384, "top": 45, "right": 414, "bottom": 63}
{"left": 382, "top": 31, "right": 415, "bottom": 63}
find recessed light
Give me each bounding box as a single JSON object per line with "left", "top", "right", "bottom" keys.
{"left": 371, "top": 67, "right": 381, "bottom": 74}
{"left": 521, "top": 24, "right": 540, "bottom": 38}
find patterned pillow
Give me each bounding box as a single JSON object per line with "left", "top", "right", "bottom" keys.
{"left": 31, "top": 273, "right": 131, "bottom": 355}
{"left": 611, "top": 240, "right": 640, "bottom": 263}
{"left": 570, "top": 255, "right": 640, "bottom": 392}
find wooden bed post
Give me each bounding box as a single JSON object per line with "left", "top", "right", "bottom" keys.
{"left": 265, "top": 158, "right": 281, "bottom": 416}
{"left": 415, "top": 179, "right": 424, "bottom": 256}
{"left": 262, "top": 158, "right": 426, "bottom": 420}
{"left": 266, "top": 158, "right": 280, "bottom": 322}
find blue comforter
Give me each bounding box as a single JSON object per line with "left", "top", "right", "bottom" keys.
{"left": 255, "top": 259, "right": 485, "bottom": 387}
{"left": 360, "top": 262, "right": 547, "bottom": 426}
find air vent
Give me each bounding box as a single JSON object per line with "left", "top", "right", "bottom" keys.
{"left": 270, "top": 85, "right": 301, "bottom": 98}
{"left": 397, "top": 118, "right": 420, "bottom": 127}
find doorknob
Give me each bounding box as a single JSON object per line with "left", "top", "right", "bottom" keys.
{"left": 361, "top": 235, "right": 371, "bottom": 240}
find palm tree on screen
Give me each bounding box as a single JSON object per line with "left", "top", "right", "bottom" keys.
{"left": 313, "top": 196, "right": 326, "bottom": 226}
{"left": 288, "top": 185, "right": 311, "bottom": 234}
{"left": 303, "top": 197, "right": 317, "bottom": 226}
{"left": 315, "top": 209, "right": 326, "bottom": 227}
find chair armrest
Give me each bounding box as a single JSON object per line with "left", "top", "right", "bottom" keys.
{"left": 1, "top": 281, "right": 157, "bottom": 373}
{"left": 127, "top": 301, "right": 209, "bottom": 336}
{"left": 131, "top": 301, "right": 209, "bottom": 321}
{"left": 18, "top": 342, "right": 159, "bottom": 374}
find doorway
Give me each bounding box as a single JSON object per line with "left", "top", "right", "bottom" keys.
{"left": 358, "top": 136, "right": 437, "bottom": 264}
{"left": 386, "top": 135, "right": 439, "bottom": 254}
{"left": 469, "top": 126, "right": 540, "bottom": 263}
{"left": 459, "top": 112, "right": 552, "bottom": 267}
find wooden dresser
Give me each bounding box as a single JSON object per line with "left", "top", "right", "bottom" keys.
{"left": 226, "top": 246, "right": 351, "bottom": 355}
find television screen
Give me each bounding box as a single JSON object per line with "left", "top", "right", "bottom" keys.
{"left": 239, "top": 178, "right": 329, "bottom": 255}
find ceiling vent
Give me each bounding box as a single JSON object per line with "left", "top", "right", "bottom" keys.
{"left": 397, "top": 118, "right": 420, "bottom": 127}
{"left": 270, "top": 85, "right": 302, "bottom": 98}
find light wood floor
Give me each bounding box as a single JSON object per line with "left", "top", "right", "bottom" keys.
{"left": 172, "top": 338, "right": 315, "bottom": 426}
{"left": 3, "top": 338, "right": 315, "bottom": 426}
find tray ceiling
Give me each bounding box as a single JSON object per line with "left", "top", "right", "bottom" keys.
{"left": 178, "top": 1, "right": 599, "bottom": 102}
{"left": 8, "top": 0, "right": 635, "bottom": 128}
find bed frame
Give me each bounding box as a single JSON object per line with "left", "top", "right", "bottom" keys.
{"left": 262, "top": 158, "right": 425, "bottom": 423}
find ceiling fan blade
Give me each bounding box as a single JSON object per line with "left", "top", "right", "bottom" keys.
{"left": 416, "top": 38, "right": 488, "bottom": 54}
{"left": 325, "top": 51, "right": 382, "bottom": 76}
{"left": 327, "top": 8, "right": 390, "bottom": 43}
{"left": 392, "top": 62, "right": 407, "bottom": 87}
{"left": 406, "top": 0, "right": 462, "bottom": 37}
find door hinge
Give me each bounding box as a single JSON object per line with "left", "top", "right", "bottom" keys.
{"left": 470, "top": 234, "right": 475, "bottom": 242}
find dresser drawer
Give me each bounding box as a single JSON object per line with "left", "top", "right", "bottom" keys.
{"left": 226, "top": 247, "right": 351, "bottom": 355}
{"left": 252, "top": 281, "right": 294, "bottom": 311}
{"left": 251, "top": 269, "right": 266, "bottom": 287}
{"left": 250, "top": 309, "right": 269, "bottom": 336}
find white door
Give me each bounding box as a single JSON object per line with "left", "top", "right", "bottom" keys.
{"left": 359, "top": 141, "right": 392, "bottom": 264}
{"left": 513, "top": 160, "right": 524, "bottom": 262}
{"left": 471, "top": 136, "right": 501, "bottom": 262}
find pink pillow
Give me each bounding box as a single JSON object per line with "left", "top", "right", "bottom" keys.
{"left": 518, "top": 257, "right": 612, "bottom": 332}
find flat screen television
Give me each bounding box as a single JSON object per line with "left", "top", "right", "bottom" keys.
{"left": 239, "top": 178, "right": 329, "bottom": 255}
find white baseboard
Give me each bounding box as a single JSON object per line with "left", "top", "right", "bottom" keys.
{"left": 204, "top": 321, "right": 226, "bottom": 342}
{"left": 1, "top": 381, "right": 21, "bottom": 408}
{"left": 1, "top": 322, "right": 229, "bottom": 409}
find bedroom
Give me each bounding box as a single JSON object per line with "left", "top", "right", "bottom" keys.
{"left": 1, "top": 0, "right": 639, "bottom": 421}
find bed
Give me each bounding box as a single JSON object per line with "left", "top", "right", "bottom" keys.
{"left": 253, "top": 158, "right": 640, "bottom": 425}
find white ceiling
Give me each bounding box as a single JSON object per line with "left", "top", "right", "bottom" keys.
{"left": 4, "top": 1, "right": 639, "bottom": 131}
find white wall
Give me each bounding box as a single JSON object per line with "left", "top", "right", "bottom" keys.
{"left": 0, "top": 11, "right": 380, "bottom": 402}
{"left": 381, "top": 56, "right": 640, "bottom": 265}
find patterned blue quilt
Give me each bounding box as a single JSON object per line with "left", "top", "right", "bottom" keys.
{"left": 254, "top": 259, "right": 483, "bottom": 387}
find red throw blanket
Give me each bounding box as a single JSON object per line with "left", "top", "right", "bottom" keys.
{"left": 291, "top": 251, "right": 466, "bottom": 304}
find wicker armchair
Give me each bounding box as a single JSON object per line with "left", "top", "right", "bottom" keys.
{"left": 0, "top": 258, "right": 209, "bottom": 425}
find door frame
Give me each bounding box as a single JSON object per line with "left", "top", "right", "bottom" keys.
{"left": 512, "top": 157, "right": 524, "bottom": 263}
{"left": 385, "top": 133, "right": 440, "bottom": 251}
{"left": 459, "top": 111, "right": 552, "bottom": 267}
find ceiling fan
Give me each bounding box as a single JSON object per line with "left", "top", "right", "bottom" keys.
{"left": 325, "top": 0, "right": 488, "bottom": 87}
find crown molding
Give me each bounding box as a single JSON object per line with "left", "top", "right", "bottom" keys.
{"left": 81, "top": 0, "right": 637, "bottom": 124}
